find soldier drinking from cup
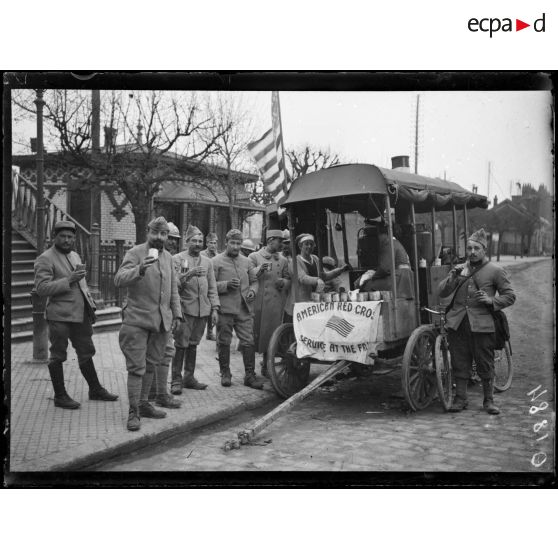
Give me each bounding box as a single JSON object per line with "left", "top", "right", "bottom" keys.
{"left": 169, "top": 225, "right": 220, "bottom": 394}
{"left": 249, "top": 230, "right": 291, "bottom": 377}
{"left": 34, "top": 220, "right": 118, "bottom": 409}
{"left": 212, "top": 229, "right": 262, "bottom": 389}
{"left": 115, "top": 216, "right": 182, "bottom": 431}
{"left": 148, "top": 221, "right": 183, "bottom": 408}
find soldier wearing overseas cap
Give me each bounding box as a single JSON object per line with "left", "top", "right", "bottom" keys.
{"left": 248, "top": 230, "right": 291, "bottom": 377}
{"left": 147, "top": 221, "right": 184, "bottom": 407}
{"left": 201, "top": 232, "right": 219, "bottom": 340}
{"left": 33, "top": 220, "right": 118, "bottom": 409}
{"left": 168, "top": 224, "right": 220, "bottom": 394}
{"left": 114, "top": 216, "right": 182, "bottom": 431}
{"left": 212, "top": 229, "right": 262, "bottom": 389}
{"left": 439, "top": 228, "right": 515, "bottom": 415}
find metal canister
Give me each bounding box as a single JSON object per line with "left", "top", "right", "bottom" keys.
{"left": 331, "top": 293, "right": 340, "bottom": 302}
{"left": 181, "top": 258, "right": 189, "bottom": 273}
{"left": 339, "top": 292, "right": 348, "bottom": 302}
{"left": 322, "top": 292, "right": 332, "bottom": 302}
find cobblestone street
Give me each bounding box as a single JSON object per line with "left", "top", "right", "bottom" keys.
{"left": 93, "top": 259, "right": 555, "bottom": 473}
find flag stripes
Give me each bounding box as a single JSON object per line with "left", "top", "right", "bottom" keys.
{"left": 247, "top": 91, "right": 290, "bottom": 207}
{"left": 325, "top": 315, "right": 355, "bottom": 338}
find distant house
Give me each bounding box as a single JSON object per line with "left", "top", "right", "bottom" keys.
{"left": 487, "top": 195, "right": 552, "bottom": 257}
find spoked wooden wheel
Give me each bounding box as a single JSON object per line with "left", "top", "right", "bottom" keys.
{"left": 494, "top": 341, "right": 513, "bottom": 392}
{"left": 402, "top": 325, "right": 438, "bottom": 411}
{"left": 434, "top": 334, "right": 453, "bottom": 411}
{"left": 267, "top": 323, "right": 311, "bottom": 399}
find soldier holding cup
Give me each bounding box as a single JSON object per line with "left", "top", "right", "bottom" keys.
{"left": 169, "top": 225, "right": 220, "bottom": 394}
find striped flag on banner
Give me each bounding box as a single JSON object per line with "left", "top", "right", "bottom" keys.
{"left": 247, "top": 91, "right": 289, "bottom": 206}
{"left": 325, "top": 315, "right": 355, "bottom": 338}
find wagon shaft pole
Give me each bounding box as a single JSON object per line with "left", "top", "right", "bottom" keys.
{"left": 229, "top": 360, "right": 352, "bottom": 449}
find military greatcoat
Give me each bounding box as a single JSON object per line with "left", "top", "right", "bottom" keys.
{"left": 249, "top": 248, "right": 291, "bottom": 353}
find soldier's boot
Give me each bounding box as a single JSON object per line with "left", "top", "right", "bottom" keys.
{"left": 261, "top": 351, "right": 269, "bottom": 378}
{"left": 139, "top": 370, "right": 166, "bottom": 419}
{"left": 242, "top": 345, "right": 264, "bottom": 390}
{"left": 182, "top": 345, "right": 208, "bottom": 390}
{"left": 80, "top": 358, "right": 118, "bottom": 401}
{"left": 127, "top": 374, "right": 142, "bottom": 431}
{"left": 155, "top": 361, "right": 182, "bottom": 408}
{"left": 448, "top": 378, "right": 469, "bottom": 412}
{"left": 170, "top": 348, "right": 186, "bottom": 395}
{"left": 482, "top": 378, "right": 500, "bottom": 415}
{"left": 218, "top": 344, "right": 232, "bottom": 387}
{"left": 48, "top": 362, "right": 80, "bottom": 409}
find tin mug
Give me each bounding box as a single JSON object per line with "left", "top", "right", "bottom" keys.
{"left": 148, "top": 248, "right": 159, "bottom": 260}
{"left": 181, "top": 259, "right": 189, "bottom": 273}
{"left": 357, "top": 292, "right": 368, "bottom": 302}
{"left": 381, "top": 290, "right": 392, "bottom": 300}
{"left": 331, "top": 293, "right": 340, "bottom": 302}
{"left": 339, "top": 292, "right": 348, "bottom": 302}
{"left": 370, "top": 291, "right": 381, "bottom": 301}
{"left": 75, "top": 263, "right": 86, "bottom": 272}
{"left": 322, "top": 293, "right": 332, "bottom": 302}
{"left": 311, "top": 293, "right": 321, "bottom": 302}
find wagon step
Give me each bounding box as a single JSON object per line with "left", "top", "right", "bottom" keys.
{"left": 223, "top": 359, "right": 352, "bottom": 451}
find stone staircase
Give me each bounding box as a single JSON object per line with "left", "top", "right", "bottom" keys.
{"left": 10, "top": 229, "right": 122, "bottom": 343}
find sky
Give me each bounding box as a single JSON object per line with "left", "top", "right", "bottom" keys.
{"left": 250, "top": 90, "right": 554, "bottom": 202}
{"left": 12, "top": 89, "right": 553, "bottom": 204}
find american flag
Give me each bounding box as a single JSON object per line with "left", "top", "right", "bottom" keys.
{"left": 247, "top": 91, "right": 289, "bottom": 206}
{"left": 325, "top": 315, "right": 355, "bottom": 338}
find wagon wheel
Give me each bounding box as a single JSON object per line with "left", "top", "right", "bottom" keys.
{"left": 493, "top": 341, "right": 513, "bottom": 392}
{"left": 434, "top": 334, "right": 453, "bottom": 411}
{"left": 401, "top": 325, "right": 438, "bottom": 411}
{"left": 267, "top": 323, "right": 311, "bottom": 399}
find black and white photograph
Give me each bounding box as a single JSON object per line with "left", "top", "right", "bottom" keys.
{"left": 3, "top": 72, "right": 554, "bottom": 481}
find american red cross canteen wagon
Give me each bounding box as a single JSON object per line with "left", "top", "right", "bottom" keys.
{"left": 224, "top": 163, "right": 513, "bottom": 450}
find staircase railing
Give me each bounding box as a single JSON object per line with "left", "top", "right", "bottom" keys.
{"left": 12, "top": 168, "right": 91, "bottom": 264}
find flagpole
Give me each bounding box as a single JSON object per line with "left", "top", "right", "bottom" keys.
{"left": 274, "top": 91, "right": 298, "bottom": 303}
{"left": 274, "top": 91, "right": 289, "bottom": 198}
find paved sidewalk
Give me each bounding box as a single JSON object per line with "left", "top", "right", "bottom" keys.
{"left": 7, "top": 256, "right": 551, "bottom": 472}
{"left": 9, "top": 333, "right": 277, "bottom": 471}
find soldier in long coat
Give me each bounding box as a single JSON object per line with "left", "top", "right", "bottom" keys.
{"left": 114, "top": 216, "right": 182, "bottom": 431}
{"left": 248, "top": 230, "right": 291, "bottom": 376}
{"left": 34, "top": 220, "right": 118, "bottom": 409}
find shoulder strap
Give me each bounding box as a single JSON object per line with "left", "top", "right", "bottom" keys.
{"left": 445, "top": 261, "right": 489, "bottom": 313}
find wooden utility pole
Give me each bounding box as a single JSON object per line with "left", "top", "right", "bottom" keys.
{"left": 414, "top": 94, "right": 420, "bottom": 174}
{"left": 487, "top": 161, "right": 491, "bottom": 202}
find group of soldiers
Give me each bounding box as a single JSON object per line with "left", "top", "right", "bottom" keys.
{"left": 33, "top": 216, "right": 512, "bottom": 434}
{"left": 34, "top": 217, "right": 301, "bottom": 432}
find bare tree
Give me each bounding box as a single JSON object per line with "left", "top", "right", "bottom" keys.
{"left": 286, "top": 144, "right": 342, "bottom": 180}
{"left": 196, "top": 94, "right": 261, "bottom": 230}
{"left": 12, "top": 90, "right": 230, "bottom": 242}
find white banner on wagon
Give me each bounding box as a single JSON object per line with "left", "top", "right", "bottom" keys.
{"left": 293, "top": 301, "right": 382, "bottom": 365}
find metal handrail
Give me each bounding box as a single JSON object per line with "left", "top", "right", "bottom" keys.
{"left": 12, "top": 169, "right": 91, "bottom": 263}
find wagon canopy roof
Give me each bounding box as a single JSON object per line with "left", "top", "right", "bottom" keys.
{"left": 282, "top": 164, "right": 488, "bottom": 212}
